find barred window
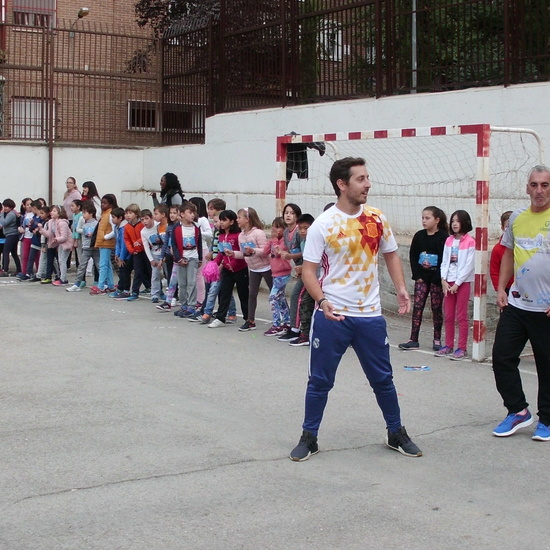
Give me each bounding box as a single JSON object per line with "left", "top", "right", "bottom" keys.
{"left": 13, "top": 0, "right": 56, "bottom": 28}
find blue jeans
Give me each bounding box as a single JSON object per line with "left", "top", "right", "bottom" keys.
{"left": 303, "top": 312, "right": 401, "bottom": 435}
{"left": 203, "top": 279, "right": 236, "bottom": 316}
{"left": 98, "top": 248, "right": 114, "bottom": 290}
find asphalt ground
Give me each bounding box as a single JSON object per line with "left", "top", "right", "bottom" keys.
{"left": 0, "top": 275, "right": 545, "bottom": 550}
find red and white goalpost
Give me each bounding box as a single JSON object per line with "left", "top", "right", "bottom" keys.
{"left": 276, "top": 124, "right": 545, "bottom": 362}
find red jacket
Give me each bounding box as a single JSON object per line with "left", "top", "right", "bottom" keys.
{"left": 489, "top": 237, "right": 514, "bottom": 291}
{"left": 124, "top": 221, "right": 145, "bottom": 254}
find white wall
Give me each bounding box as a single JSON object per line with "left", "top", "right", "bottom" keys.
{"left": 1, "top": 82, "right": 548, "bottom": 218}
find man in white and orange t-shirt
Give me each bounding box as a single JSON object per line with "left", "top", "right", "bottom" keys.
{"left": 289, "top": 157, "right": 423, "bottom": 462}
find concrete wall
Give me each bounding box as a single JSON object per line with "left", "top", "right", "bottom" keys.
{"left": 1, "top": 82, "right": 548, "bottom": 216}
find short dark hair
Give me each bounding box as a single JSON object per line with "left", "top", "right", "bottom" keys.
{"left": 111, "top": 207, "right": 125, "bottom": 219}
{"left": 154, "top": 204, "right": 169, "bottom": 217}
{"left": 82, "top": 204, "right": 97, "bottom": 217}
{"left": 72, "top": 199, "right": 83, "bottom": 211}
{"left": 179, "top": 201, "right": 197, "bottom": 214}
{"left": 500, "top": 210, "right": 513, "bottom": 228}
{"left": 140, "top": 209, "right": 153, "bottom": 218}
{"left": 449, "top": 209, "right": 473, "bottom": 235}
{"left": 297, "top": 213, "right": 315, "bottom": 226}
{"left": 329, "top": 157, "right": 366, "bottom": 197}
{"left": 2, "top": 198, "right": 16, "bottom": 209}
{"left": 207, "top": 198, "right": 226, "bottom": 212}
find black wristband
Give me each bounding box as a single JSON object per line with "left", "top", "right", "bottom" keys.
{"left": 318, "top": 298, "right": 328, "bottom": 308}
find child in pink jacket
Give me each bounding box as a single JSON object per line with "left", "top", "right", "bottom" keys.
{"left": 235, "top": 207, "right": 273, "bottom": 332}
{"left": 437, "top": 209, "right": 476, "bottom": 361}
{"left": 38, "top": 205, "right": 73, "bottom": 285}
{"left": 262, "top": 216, "right": 292, "bottom": 337}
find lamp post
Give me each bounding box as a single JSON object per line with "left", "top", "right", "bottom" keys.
{"left": 69, "top": 7, "right": 89, "bottom": 37}
{"left": 411, "top": 0, "right": 417, "bottom": 93}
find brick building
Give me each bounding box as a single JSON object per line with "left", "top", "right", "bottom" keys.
{"left": 0, "top": 0, "right": 162, "bottom": 146}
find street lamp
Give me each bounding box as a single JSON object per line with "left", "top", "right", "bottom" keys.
{"left": 69, "top": 7, "right": 90, "bottom": 36}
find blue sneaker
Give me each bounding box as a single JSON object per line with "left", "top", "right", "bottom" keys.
{"left": 532, "top": 422, "right": 550, "bottom": 441}
{"left": 126, "top": 293, "right": 139, "bottom": 302}
{"left": 493, "top": 410, "right": 535, "bottom": 437}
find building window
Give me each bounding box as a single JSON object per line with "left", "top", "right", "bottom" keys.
{"left": 319, "top": 20, "right": 348, "bottom": 62}
{"left": 128, "top": 100, "right": 158, "bottom": 131}
{"left": 13, "top": 0, "right": 56, "bottom": 28}
{"left": 128, "top": 100, "right": 205, "bottom": 133}
{"left": 11, "top": 96, "right": 49, "bottom": 139}
{"left": 163, "top": 104, "right": 204, "bottom": 133}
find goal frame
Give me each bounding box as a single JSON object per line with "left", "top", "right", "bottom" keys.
{"left": 275, "top": 124, "right": 545, "bottom": 362}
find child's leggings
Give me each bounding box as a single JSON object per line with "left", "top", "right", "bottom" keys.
{"left": 248, "top": 269, "right": 273, "bottom": 321}
{"left": 165, "top": 264, "right": 179, "bottom": 303}
{"left": 269, "top": 274, "right": 291, "bottom": 327}
{"left": 410, "top": 280, "right": 444, "bottom": 342}
{"left": 443, "top": 281, "right": 471, "bottom": 351}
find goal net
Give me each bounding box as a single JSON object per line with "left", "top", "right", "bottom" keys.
{"left": 276, "top": 125, "right": 545, "bottom": 361}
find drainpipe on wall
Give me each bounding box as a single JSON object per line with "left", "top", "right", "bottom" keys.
{"left": 47, "top": 27, "right": 54, "bottom": 204}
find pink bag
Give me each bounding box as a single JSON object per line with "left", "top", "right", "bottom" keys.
{"left": 202, "top": 260, "right": 220, "bottom": 283}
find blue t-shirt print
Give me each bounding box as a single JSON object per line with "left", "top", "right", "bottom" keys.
{"left": 450, "top": 246, "right": 459, "bottom": 263}
{"left": 149, "top": 232, "right": 163, "bottom": 251}
{"left": 183, "top": 236, "right": 196, "bottom": 249}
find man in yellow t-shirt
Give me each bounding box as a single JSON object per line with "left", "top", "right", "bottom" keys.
{"left": 492, "top": 165, "right": 550, "bottom": 441}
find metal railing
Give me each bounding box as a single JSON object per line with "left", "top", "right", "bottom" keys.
{"left": 0, "top": 1, "right": 548, "bottom": 147}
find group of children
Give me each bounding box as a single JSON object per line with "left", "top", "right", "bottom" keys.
{"left": 0, "top": 193, "right": 317, "bottom": 347}
{"left": 398, "top": 206, "right": 511, "bottom": 361}
{"left": 1, "top": 193, "right": 512, "bottom": 356}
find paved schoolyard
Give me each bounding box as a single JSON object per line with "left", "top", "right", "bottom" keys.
{"left": 0, "top": 277, "right": 545, "bottom": 550}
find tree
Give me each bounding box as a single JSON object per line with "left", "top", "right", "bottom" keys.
{"left": 135, "top": 0, "right": 220, "bottom": 37}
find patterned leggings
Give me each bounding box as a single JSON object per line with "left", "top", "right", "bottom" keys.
{"left": 409, "top": 280, "right": 444, "bottom": 342}
{"left": 269, "top": 274, "right": 291, "bottom": 327}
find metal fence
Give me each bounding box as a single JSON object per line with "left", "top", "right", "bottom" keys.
{"left": 0, "top": 0, "right": 548, "bottom": 147}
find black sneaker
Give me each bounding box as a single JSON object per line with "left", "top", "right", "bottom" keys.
{"left": 239, "top": 320, "right": 256, "bottom": 332}
{"left": 290, "top": 430, "right": 319, "bottom": 462}
{"left": 289, "top": 333, "right": 310, "bottom": 347}
{"left": 398, "top": 340, "right": 419, "bottom": 350}
{"left": 385, "top": 426, "right": 422, "bottom": 457}
{"left": 277, "top": 328, "right": 300, "bottom": 342}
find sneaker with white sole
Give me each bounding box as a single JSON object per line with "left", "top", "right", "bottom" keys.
{"left": 277, "top": 328, "right": 300, "bottom": 342}
{"left": 398, "top": 340, "right": 419, "bottom": 350}
{"left": 66, "top": 284, "right": 81, "bottom": 292}
{"left": 239, "top": 320, "right": 256, "bottom": 332}
{"left": 290, "top": 430, "right": 319, "bottom": 462}
{"left": 208, "top": 318, "right": 226, "bottom": 328}
{"left": 156, "top": 302, "right": 171, "bottom": 311}
{"left": 264, "top": 325, "right": 287, "bottom": 337}
{"left": 434, "top": 345, "right": 453, "bottom": 357}
{"left": 289, "top": 333, "right": 310, "bottom": 347}
{"left": 532, "top": 422, "right": 550, "bottom": 441}
{"left": 493, "top": 410, "right": 535, "bottom": 437}
{"left": 385, "top": 426, "right": 423, "bottom": 457}
{"left": 450, "top": 348, "right": 467, "bottom": 361}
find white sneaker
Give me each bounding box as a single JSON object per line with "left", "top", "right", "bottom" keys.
{"left": 66, "top": 284, "right": 81, "bottom": 292}
{"left": 208, "top": 318, "right": 226, "bottom": 328}
{"left": 171, "top": 298, "right": 177, "bottom": 307}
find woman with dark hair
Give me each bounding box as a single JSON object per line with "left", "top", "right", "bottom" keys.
{"left": 152, "top": 173, "right": 184, "bottom": 208}
{"left": 81, "top": 181, "right": 101, "bottom": 212}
